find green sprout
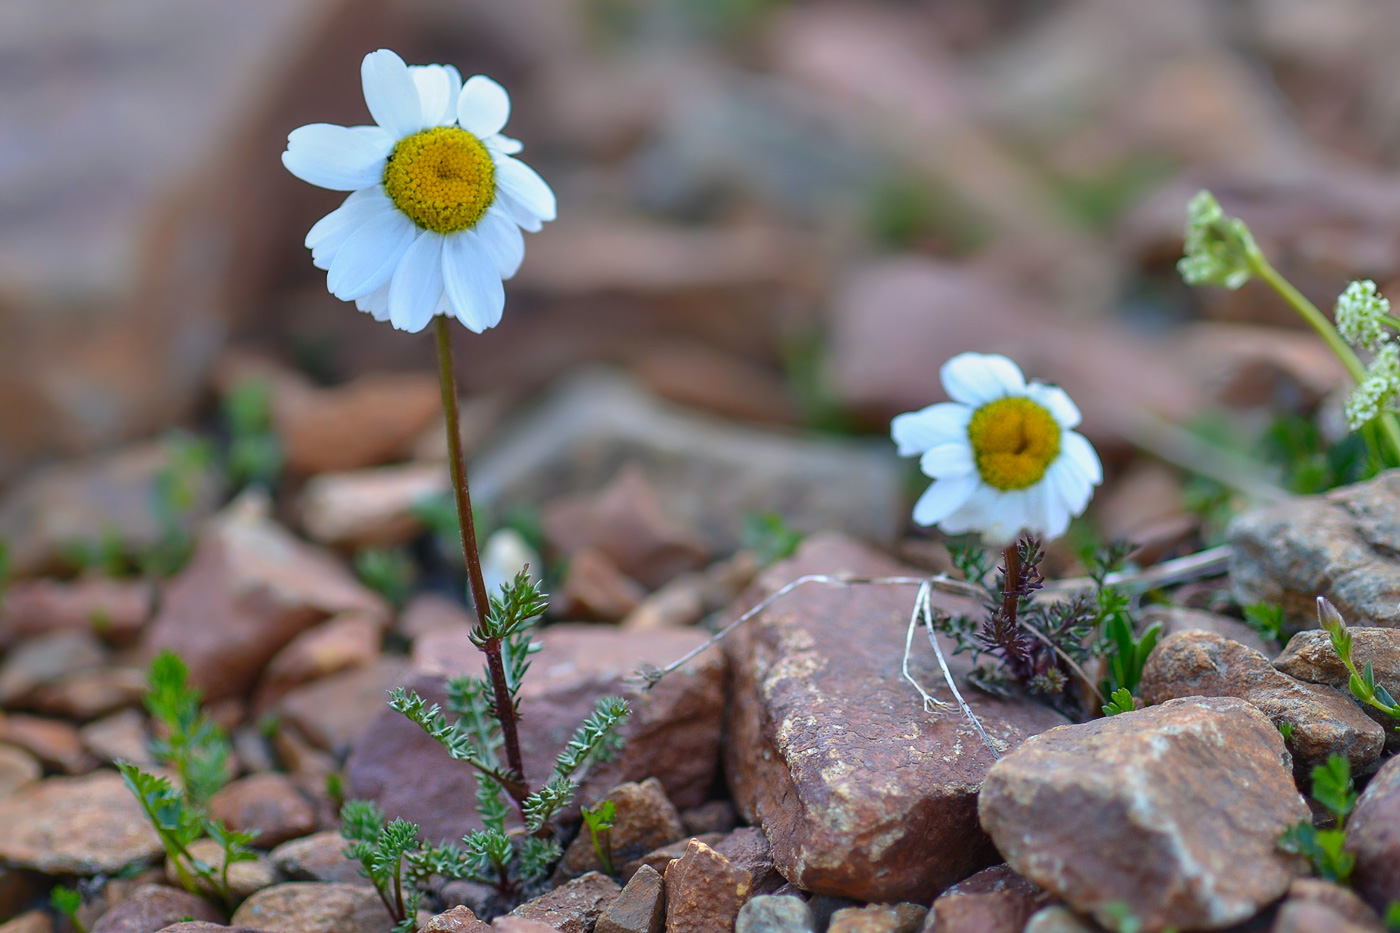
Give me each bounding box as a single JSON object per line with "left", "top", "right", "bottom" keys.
{"left": 741, "top": 512, "right": 805, "bottom": 566}
{"left": 354, "top": 547, "right": 418, "bottom": 610}
{"left": 1102, "top": 688, "right": 1138, "bottom": 717}
{"left": 50, "top": 885, "right": 87, "bottom": 933}
{"left": 1385, "top": 901, "right": 1400, "bottom": 932}
{"left": 341, "top": 800, "right": 468, "bottom": 933}
{"left": 1279, "top": 754, "right": 1357, "bottom": 883}
{"left": 1317, "top": 598, "right": 1400, "bottom": 721}
{"left": 1242, "top": 603, "right": 1284, "bottom": 644}
{"left": 581, "top": 800, "right": 617, "bottom": 876}
{"left": 143, "top": 650, "right": 231, "bottom": 808}
{"left": 223, "top": 378, "right": 283, "bottom": 491}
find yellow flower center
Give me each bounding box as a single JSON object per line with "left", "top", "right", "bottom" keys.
{"left": 383, "top": 127, "right": 496, "bottom": 234}
{"left": 966, "top": 396, "right": 1061, "bottom": 491}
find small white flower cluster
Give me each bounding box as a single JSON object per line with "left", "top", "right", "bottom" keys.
{"left": 1177, "top": 190, "right": 1257, "bottom": 291}
{"left": 1336, "top": 279, "right": 1391, "bottom": 352}
{"left": 1345, "top": 342, "right": 1400, "bottom": 430}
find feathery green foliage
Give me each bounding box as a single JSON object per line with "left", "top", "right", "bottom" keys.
{"left": 340, "top": 800, "right": 468, "bottom": 933}
{"left": 1279, "top": 754, "right": 1357, "bottom": 883}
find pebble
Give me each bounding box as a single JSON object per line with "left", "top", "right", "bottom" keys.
{"left": 89, "top": 883, "right": 222, "bottom": 933}
{"left": 509, "top": 872, "right": 621, "bottom": 933}
{"left": 662, "top": 839, "right": 753, "bottom": 933}
{"left": 557, "top": 778, "right": 686, "bottom": 880}
{"left": 209, "top": 772, "right": 317, "bottom": 849}
{"left": 0, "top": 772, "right": 163, "bottom": 875}
{"left": 735, "top": 895, "right": 815, "bottom": 933}
{"left": 595, "top": 864, "right": 666, "bottom": 933}
{"left": 229, "top": 882, "right": 392, "bottom": 933}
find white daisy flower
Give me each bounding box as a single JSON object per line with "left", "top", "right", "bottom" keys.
{"left": 891, "top": 353, "right": 1102, "bottom": 544}
{"left": 282, "top": 49, "right": 556, "bottom": 334}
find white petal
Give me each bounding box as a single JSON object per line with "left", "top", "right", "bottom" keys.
{"left": 1026, "top": 382, "right": 1082, "bottom": 429}
{"left": 891, "top": 403, "right": 971, "bottom": 456}
{"left": 442, "top": 232, "right": 506, "bottom": 333}
{"left": 283, "top": 123, "right": 391, "bottom": 190}
{"left": 306, "top": 188, "right": 388, "bottom": 251}
{"left": 987, "top": 491, "right": 1030, "bottom": 543}
{"left": 498, "top": 190, "right": 544, "bottom": 232}
{"left": 919, "top": 442, "right": 975, "bottom": 479}
{"left": 1062, "top": 431, "right": 1103, "bottom": 485}
{"left": 1020, "top": 483, "right": 1054, "bottom": 540}
{"left": 486, "top": 134, "right": 523, "bottom": 155}
{"left": 1040, "top": 480, "right": 1072, "bottom": 541}
{"left": 326, "top": 209, "right": 417, "bottom": 301}
{"left": 411, "top": 65, "right": 459, "bottom": 126}
{"left": 1046, "top": 460, "right": 1093, "bottom": 517}
{"left": 458, "top": 75, "right": 511, "bottom": 138}
{"left": 476, "top": 206, "right": 527, "bottom": 278}
{"left": 493, "top": 155, "right": 556, "bottom": 222}
{"left": 362, "top": 49, "right": 424, "bottom": 139}
{"left": 911, "top": 474, "right": 979, "bottom": 527}
{"left": 937, "top": 485, "right": 997, "bottom": 535}
{"left": 388, "top": 231, "right": 447, "bottom": 333}
{"left": 355, "top": 283, "right": 392, "bottom": 322}
{"left": 940, "top": 353, "right": 1026, "bottom": 407}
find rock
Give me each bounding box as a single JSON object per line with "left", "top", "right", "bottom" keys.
{"left": 277, "top": 656, "right": 408, "bottom": 756}
{"left": 622, "top": 835, "right": 724, "bottom": 882}
{"left": 424, "top": 906, "right": 492, "bottom": 932}
{"left": 230, "top": 883, "right": 392, "bottom": 933}
{"left": 621, "top": 553, "right": 760, "bottom": 632}
{"left": 923, "top": 864, "right": 1049, "bottom": 933}
{"left": 256, "top": 612, "right": 381, "bottom": 706}
{"left": 726, "top": 534, "right": 1067, "bottom": 902}
{"left": 156, "top": 926, "right": 268, "bottom": 933}
{"left": 270, "top": 831, "right": 366, "bottom": 885}
{"left": 679, "top": 801, "right": 737, "bottom": 837}
{"left": 543, "top": 464, "right": 709, "bottom": 589}
{"left": 510, "top": 872, "right": 621, "bottom": 933}
{"left": 1089, "top": 462, "right": 1196, "bottom": 566}
{"left": 1272, "top": 901, "right": 1376, "bottom": 933}
{"left": 663, "top": 840, "right": 752, "bottom": 933}
{"left": 1348, "top": 752, "right": 1400, "bottom": 911}
{"left": 0, "top": 714, "right": 96, "bottom": 773}
{"left": 0, "top": 577, "right": 152, "bottom": 647}
{"left": 167, "top": 838, "right": 280, "bottom": 900}
{"left": 707, "top": 829, "right": 783, "bottom": 898}
{"left": 209, "top": 773, "right": 317, "bottom": 849}
{"left": 554, "top": 548, "right": 648, "bottom": 623}
{"left": 298, "top": 463, "right": 445, "bottom": 549}
{"left": 348, "top": 624, "right": 723, "bottom": 844}
{"left": 81, "top": 709, "right": 155, "bottom": 767}
{"left": 628, "top": 342, "right": 801, "bottom": 428}
{"left": 1229, "top": 471, "right": 1400, "bottom": 630}
{"left": 0, "top": 744, "right": 40, "bottom": 798}
{"left": 90, "top": 883, "right": 223, "bottom": 933}
{"left": 596, "top": 864, "right": 665, "bottom": 933}
{"left": 468, "top": 371, "right": 903, "bottom": 552}
{"left": 558, "top": 778, "right": 686, "bottom": 879}
{"left": 0, "top": 443, "right": 219, "bottom": 576}
{"left": 1275, "top": 628, "right": 1400, "bottom": 691}
{"left": 1138, "top": 630, "right": 1384, "bottom": 773}
{"left": 1141, "top": 605, "right": 1277, "bottom": 657}
{"left": 492, "top": 920, "right": 562, "bottom": 933}
{"left": 827, "top": 904, "right": 927, "bottom": 933}
{"left": 142, "top": 492, "right": 388, "bottom": 701}
{"left": 26, "top": 665, "right": 147, "bottom": 721}
{"left": 0, "top": 913, "right": 52, "bottom": 933}
{"left": 0, "top": 632, "right": 107, "bottom": 706}
{"left": 396, "top": 593, "right": 473, "bottom": 643}
{"left": 979, "top": 697, "right": 1309, "bottom": 932}
{"left": 273, "top": 371, "right": 442, "bottom": 476}
{"left": 735, "top": 896, "right": 815, "bottom": 933}
{"left": 0, "top": 772, "right": 163, "bottom": 874}
{"left": 1020, "top": 907, "right": 1098, "bottom": 933}
{"left": 1282, "top": 878, "right": 1384, "bottom": 930}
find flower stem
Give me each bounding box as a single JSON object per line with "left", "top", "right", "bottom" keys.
{"left": 1247, "top": 252, "right": 1400, "bottom": 464}
{"left": 432, "top": 317, "right": 528, "bottom": 791}
{"left": 1000, "top": 544, "right": 1021, "bottom": 629}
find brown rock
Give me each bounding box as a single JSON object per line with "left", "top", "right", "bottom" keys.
{"left": 1020, "top": 907, "right": 1098, "bottom": 933}
{"left": 0, "top": 744, "right": 40, "bottom": 798}
{"left": 1348, "top": 752, "right": 1400, "bottom": 912}
{"left": 492, "top": 920, "right": 561, "bottom": 933}
{"left": 278, "top": 657, "right": 408, "bottom": 756}
{"left": 91, "top": 883, "right": 223, "bottom": 933}
{"left": 1139, "top": 630, "right": 1384, "bottom": 773}
{"left": 555, "top": 548, "right": 648, "bottom": 622}
{"left": 1142, "top": 605, "right": 1277, "bottom": 657}
{"left": 559, "top": 778, "right": 686, "bottom": 879}
{"left": 274, "top": 372, "right": 442, "bottom": 477}
{"left": 828, "top": 904, "right": 927, "bottom": 933}
{"left": 923, "top": 864, "right": 1049, "bottom": 933}
{"left": 348, "top": 625, "right": 723, "bottom": 844}
{"left": 543, "top": 464, "right": 709, "bottom": 589}
{"left": 622, "top": 553, "right": 760, "bottom": 633}
{"left": 81, "top": 709, "right": 155, "bottom": 767}
{"left": 510, "top": 872, "right": 621, "bottom": 933}
{"left": 596, "top": 864, "right": 665, "bottom": 933}
{"left": 424, "top": 905, "right": 492, "bottom": 932}
{"left": 978, "top": 697, "right": 1309, "bottom": 932}
{"left": 209, "top": 773, "right": 316, "bottom": 849}
{"left": 726, "top": 535, "right": 1067, "bottom": 902}
{"left": 663, "top": 839, "right": 752, "bottom": 933}
{"left": 0, "top": 714, "right": 95, "bottom": 773}
{"left": 298, "top": 463, "right": 446, "bottom": 549}
{"left": 157, "top": 926, "right": 268, "bottom": 933}
{"left": 230, "top": 882, "right": 392, "bottom": 933}
{"left": 621, "top": 835, "right": 725, "bottom": 882}
{"left": 0, "top": 912, "right": 52, "bottom": 933}
{"left": 142, "top": 492, "right": 388, "bottom": 701}
{"left": 167, "top": 838, "right": 280, "bottom": 901}
{"left": 1229, "top": 471, "right": 1400, "bottom": 630}
{"left": 257, "top": 612, "right": 381, "bottom": 706}
{"left": 0, "top": 771, "right": 164, "bottom": 874}
{"left": 0, "top": 443, "right": 219, "bottom": 576}
{"left": 397, "top": 593, "right": 473, "bottom": 642}
{"left": 679, "top": 801, "right": 737, "bottom": 837}
{"left": 1283, "top": 878, "right": 1384, "bottom": 930}
{"left": 271, "top": 831, "right": 366, "bottom": 885}
{"left": 26, "top": 665, "right": 147, "bottom": 721}
{"left": 0, "top": 577, "right": 152, "bottom": 647}
{"left": 1272, "top": 901, "right": 1376, "bottom": 933}
{"left": 0, "top": 632, "right": 108, "bottom": 706}
{"left": 628, "top": 342, "right": 800, "bottom": 427}
{"left": 1275, "top": 628, "right": 1400, "bottom": 691}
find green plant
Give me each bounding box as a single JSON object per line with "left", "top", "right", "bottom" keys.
{"left": 50, "top": 885, "right": 87, "bottom": 933}
{"left": 741, "top": 512, "right": 804, "bottom": 566}
{"left": 1317, "top": 598, "right": 1400, "bottom": 722}
{"left": 1278, "top": 722, "right": 1294, "bottom": 742}
{"left": 340, "top": 800, "right": 470, "bottom": 932}
{"left": 1098, "top": 903, "right": 1144, "bottom": 933}
{"left": 143, "top": 431, "right": 217, "bottom": 578}
{"left": 1279, "top": 755, "right": 1357, "bottom": 883}
{"left": 390, "top": 570, "right": 629, "bottom": 896}
{"left": 1243, "top": 603, "right": 1285, "bottom": 645}
{"left": 1102, "top": 688, "right": 1137, "bottom": 717}
{"left": 581, "top": 799, "right": 617, "bottom": 876}
{"left": 1385, "top": 901, "right": 1400, "bottom": 932}
{"left": 354, "top": 547, "right": 418, "bottom": 610}
{"left": 223, "top": 378, "right": 283, "bottom": 491}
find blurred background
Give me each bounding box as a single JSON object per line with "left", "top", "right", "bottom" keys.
{"left": 5, "top": 0, "right": 1400, "bottom": 575}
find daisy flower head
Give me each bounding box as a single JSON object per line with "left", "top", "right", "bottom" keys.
{"left": 891, "top": 353, "right": 1102, "bottom": 545}
{"left": 282, "top": 50, "right": 556, "bottom": 334}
